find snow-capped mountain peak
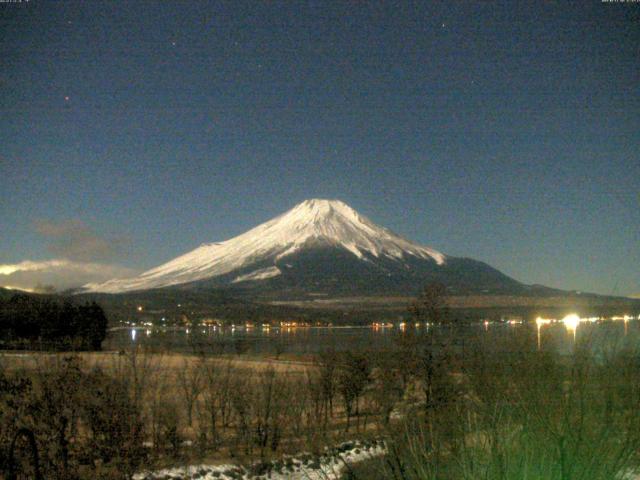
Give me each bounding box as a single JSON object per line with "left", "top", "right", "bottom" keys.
{"left": 82, "top": 199, "right": 445, "bottom": 293}
{"left": 264, "top": 198, "right": 444, "bottom": 262}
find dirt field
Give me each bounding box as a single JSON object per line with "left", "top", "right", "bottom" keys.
{"left": 0, "top": 350, "right": 314, "bottom": 375}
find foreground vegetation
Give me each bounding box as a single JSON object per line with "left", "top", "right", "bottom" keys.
{"left": 2, "top": 285, "right": 640, "bottom": 479}
{"left": 352, "top": 333, "right": 640, "bottom": 480}
{"left": 0, "top": 346, "right": 385, "bottom": 479}
{"left": 2, "top": 325, "right": 640, "bottom": 479}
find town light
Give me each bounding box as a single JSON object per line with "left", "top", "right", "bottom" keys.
{"left": 562, "top": 314, "right": 580, "bottom": 331}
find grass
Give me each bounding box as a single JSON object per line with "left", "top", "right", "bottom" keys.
{"left": 350, "top": 336, "right": 640, "bottom": 480}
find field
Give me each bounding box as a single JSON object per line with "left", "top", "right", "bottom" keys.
{"left": 270, "top": 293, "right": 640, "bottom": 310}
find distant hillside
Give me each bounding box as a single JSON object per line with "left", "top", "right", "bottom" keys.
{"left": 73, "top": 286, "right": 640, "bottom": 327}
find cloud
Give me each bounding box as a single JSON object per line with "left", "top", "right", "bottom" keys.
{"left": 2, "top": 284, "right": 56, "bottom": 294}
{"left": 33, "top": 219, "right": 129, "bottom": 262}
{"left": 0, "top": 258, "right": 136, "bottom": 292}
{"left": 0, "top": 259, "right": 71, "bottom": 275}
{"left": 0, "top": 219, "right": 137, "bottom": 292}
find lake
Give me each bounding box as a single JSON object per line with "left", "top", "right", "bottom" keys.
{"left": 104, "top": 314, "right": 640, "bottom": 356}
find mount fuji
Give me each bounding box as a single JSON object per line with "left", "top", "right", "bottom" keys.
{"left": 81, "top": 199, "right": 526, "bottom": 297}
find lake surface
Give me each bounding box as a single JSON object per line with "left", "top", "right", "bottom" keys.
{"left": 104, "top": 315, "right": 640, "bottom": 356}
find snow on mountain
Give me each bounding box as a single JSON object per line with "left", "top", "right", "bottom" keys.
{"left": 232, "top": 266, "right": 282, "bottom": 284}
{"left": 82, "top": 199, "right": 446, "bottom": 293}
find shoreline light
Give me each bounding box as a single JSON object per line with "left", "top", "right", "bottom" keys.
{"left": 562, "top": 314, "right": 580, "bottom": 331}
{"left": 536, "top": 317, "right": 552, "bottom": 327}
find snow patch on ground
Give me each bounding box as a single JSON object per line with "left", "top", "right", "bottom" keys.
{"left": 232, "top": 266, "right": 282, "bottom": 283}
{"left": 133, "top": 440, "right": 386, "bottom": 480}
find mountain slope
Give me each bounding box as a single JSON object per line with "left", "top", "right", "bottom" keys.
{"left": 81, "top": 199, "right": 523, "bottom": 296}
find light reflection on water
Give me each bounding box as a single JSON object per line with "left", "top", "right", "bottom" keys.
{"left": 108, "top": 318, "right": 640, "bottom": 356}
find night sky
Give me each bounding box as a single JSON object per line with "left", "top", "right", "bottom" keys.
{"left": 1, "top": 1, "right": 638, "bottom": 295}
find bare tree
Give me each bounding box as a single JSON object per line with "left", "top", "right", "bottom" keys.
{"left": 315, "top": 349, "right": 338, "bottom": 427}
{"left": 253, "top": 366, "right": 289, "bottom": 459}
{"left": 337, "top": 353, "right": 371, "bottom": 432}
{"left": 148, "top": 373, "right": 171, "bottom": 451}
{"left": 371, "top": 359, "right": 405, "bottom": 425}
{"left": 200, "top": 359, "right": 234, "bottom": 450}
{"left": 229, "top": 373, "right": 253, "bottom": 457}
{"left": 409, "top": 282, "right": 450, "bottom": 325}
{"left": 176, "top": 357, "right": 204, "bottom": 427}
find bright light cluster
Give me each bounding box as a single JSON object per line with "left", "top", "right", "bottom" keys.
{"left": 562, "top": 314, "right": 581, "bottom": 331}
{"left": 536, "top": 317, "right": 552, "bottom": 327}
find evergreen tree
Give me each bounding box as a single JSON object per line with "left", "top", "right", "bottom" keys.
{"left": 83, "top": 302, "right": 108, "bottom": 350}
{"left": 0, "top": 295, "right": 109, "bottom": 350}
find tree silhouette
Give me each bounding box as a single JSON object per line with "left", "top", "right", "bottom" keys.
{"left": 0, "top": 295, "right": 109, "bottom": 350}
{"left": 409, "top": 282, "right": 450, "bottom": 325}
